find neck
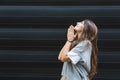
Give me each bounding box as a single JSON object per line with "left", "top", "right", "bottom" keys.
{"left": 77, "top": 31, "right": 82, "bottom": 39}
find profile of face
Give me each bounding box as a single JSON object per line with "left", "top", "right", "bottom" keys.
{"left": 74, "top": 21, "right": 84, "bottom": 34}
{"left": 73, "top": 19, "right": 98, "bottom": 41}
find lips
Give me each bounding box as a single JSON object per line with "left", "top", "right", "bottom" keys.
{"left": 74, "top": 26, "right": 77, "bottom": 31}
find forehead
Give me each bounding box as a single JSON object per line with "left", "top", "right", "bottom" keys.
{"left": 77, "top": 21, "right": 84, "bottom": 25}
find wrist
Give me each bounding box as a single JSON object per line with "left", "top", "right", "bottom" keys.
{"left": 67, "top": 39, "right": 74, "bottom": 43}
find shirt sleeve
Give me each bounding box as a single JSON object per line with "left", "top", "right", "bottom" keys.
{"left": 67, "top": 40, "right": 89, "bottom": 65}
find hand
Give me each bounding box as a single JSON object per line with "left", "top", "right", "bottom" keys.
{"left": 67, "top": 25, "right": 77, "bottom": 41}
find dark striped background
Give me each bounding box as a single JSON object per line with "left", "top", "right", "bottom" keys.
{"left": 0, "top": 0, "right": 120, "bottom": 80}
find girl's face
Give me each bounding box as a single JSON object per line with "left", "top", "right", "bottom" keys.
{"left": 74, "top": 21, "right": 84, "bottom": 33}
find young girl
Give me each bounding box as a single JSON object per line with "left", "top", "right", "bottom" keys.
{"left": 58, "top": 19, "right": 98, "bottom": 80}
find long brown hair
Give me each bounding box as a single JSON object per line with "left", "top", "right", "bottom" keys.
{"left": 71, "top": 19, "right": 98, "bottom": 80}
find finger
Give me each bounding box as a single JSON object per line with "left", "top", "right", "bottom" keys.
{"left": 68, "top": 25, "right": 74, "bottom": 32}
{"left": 70, "top": 25, "right": 73, "bottom": 29}
{"left": 69, "top": 25, "right": 72, "bottom": 27}
{"left": 71, "top": 25, "right": 74, "bottom": 28}
{"left": 69, "top": 25, "right": 72, "bottom": 29}
{"left": 68, "top": 26, "right": 72, "bottom": 31}
{"left": 68, "top": 28, "right": 70, "bottom": 31}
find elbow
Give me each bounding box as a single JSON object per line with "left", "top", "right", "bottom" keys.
{"left": 58, "top": 56, "right": 64, "bottom": 62}
{"left": 58, "top": 56, "right": 63, "bottom": 61}
{"left": 60, "top": 57, "right": 65, "bottom": 62}
{"left": 58, "top": 52, "right": 71, "bottom": 62}
{"left": 58, "top": 57, "right": 64, "bottom": 62}
{"left": 60, "top": 56, "right": 71, "bottom": 62}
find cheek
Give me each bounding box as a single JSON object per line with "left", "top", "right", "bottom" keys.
{"left": 75, "top": 26, "right": 83, "bottom": 32}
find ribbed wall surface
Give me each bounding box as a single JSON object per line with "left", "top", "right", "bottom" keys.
{"left": 0, "top": 0, "right": 120, "bottom": 80}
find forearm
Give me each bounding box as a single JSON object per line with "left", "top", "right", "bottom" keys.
{"left": 58, "top": 41, "right": 67, "bottom": 59}
{"left": 58, "top": 25, "right": 76, "bottom": 62}
{"left": 58, "top": 41, "right": 72, "bottom": 62}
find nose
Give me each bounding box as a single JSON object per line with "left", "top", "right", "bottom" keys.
{"left": 74, "top": 25, "right": 77, "bottom": 28}
{"left": 74, "top": 26, "right": 76, "bottom": 29}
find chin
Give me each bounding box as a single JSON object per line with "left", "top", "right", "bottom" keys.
{"left": 74, "top": 28, "right": 77, "bottom": 31}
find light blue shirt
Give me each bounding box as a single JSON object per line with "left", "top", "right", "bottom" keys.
{"left": 61, "top": 40, "right": 92, "bottom": 80}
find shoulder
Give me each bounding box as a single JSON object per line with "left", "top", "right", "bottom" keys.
{"left": 77, "top": 40, "right": 92, "bottom": 47}
{"left": 71, "top": 40, "right": 92, "bottom": 52}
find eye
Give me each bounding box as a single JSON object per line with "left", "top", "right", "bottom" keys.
{"left": 77, "top": 24, "right": 80, "bottom": 27}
